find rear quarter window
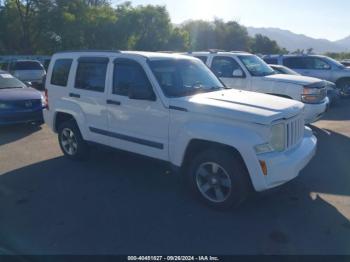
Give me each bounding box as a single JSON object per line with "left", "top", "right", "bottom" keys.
{"left": 50, "top": 59, "right": 73, "bottom": 87}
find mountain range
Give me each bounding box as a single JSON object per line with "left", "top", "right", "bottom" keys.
{"left": 247, "top": 27, "right": 350, "bottom": 53}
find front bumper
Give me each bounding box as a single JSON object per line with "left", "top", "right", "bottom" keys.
{"left": 0, "top": 108, "right": 44, "bottom": 126}
{"left": 254, "top": 127, "right": 317, "bottom": 191}
{"left": 303, "top": 98, "right": 328, "bottom": 124}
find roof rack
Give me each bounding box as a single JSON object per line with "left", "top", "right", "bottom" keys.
{"left": 230, "top": 50, "right": 249, "bottom": 53}
{"left": 208, "top": 49, "right": 226, "bottom": 53}
{"left": 56, "top": 50, "right": 121, "bottom": 54}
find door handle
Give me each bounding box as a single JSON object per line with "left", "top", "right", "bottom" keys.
{"left": 106, "top": 99, "right": 121, "bottom": 106}
{"left": 69, "top": 93, "right": 80, "bottom": 98}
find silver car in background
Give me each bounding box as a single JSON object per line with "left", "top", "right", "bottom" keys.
{"left": 8, "top": 60, "right": 46, "bottom": 89}
{"left": 264, "top": 55, "right": 350, "bottom": 96}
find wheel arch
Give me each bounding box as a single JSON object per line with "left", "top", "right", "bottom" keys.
{"left": 335, "top": 77, "right": 350, "bottom": 86}
{"left": 54, "top": 111, "right": 76, "bottom": 132}
{"left": 181, "top": 139, "right": 255, "bottom": 192}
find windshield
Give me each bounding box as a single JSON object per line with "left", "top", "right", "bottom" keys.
{"left": 0, "top": 73, "right": 26, "bottom": 89}
{"left": 238, "top": 55, "right": 275, "bottom": 77}
{"left": 149, "top": 59, "right": 225, "bottom": 98}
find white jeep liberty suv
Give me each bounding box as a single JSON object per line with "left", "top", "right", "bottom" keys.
{"left": 44, "top": 51, "right": 317, "bottom": 208}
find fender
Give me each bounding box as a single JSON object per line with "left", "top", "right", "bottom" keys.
{"left": 169, "top": 121, "right": 266, "bottom": 189}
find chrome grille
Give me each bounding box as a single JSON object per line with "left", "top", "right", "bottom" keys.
{"left": 285, "top": 116, "right": 304, "bottom": 150}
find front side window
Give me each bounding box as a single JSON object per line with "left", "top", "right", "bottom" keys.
{"left": 113, "top": 60, "right": 152, "bottom": 96}
{"left": 149, "top": 59, "right": 224, "bottom": 98}
{"left": 238, "top": 55, "right": 275, "bottom": 77}
{"left": 211, "top": 56, "right": 243, "bottom": 78}
{"left": 312, "top": 58, "right": 331, "bottom": 70}
{"left": 284, "top": 57, "right": 331, "bottom": 70}
{"left": 283, "top": 57, "right": 310, "bottom": 69}
{"left": 75, "top": 57, "right": 108, "bottom": 92}
{"left": 51, "top": 59, "right": 73, "bottom": 87}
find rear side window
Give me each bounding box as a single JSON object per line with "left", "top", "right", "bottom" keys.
{"left": 51, "top": 59, "right": 73, "bottom": 87}
{"left": 75, "top": 57, "right": 108, "bottom": 92}
{"left": 211, "top": 56, "right": 243, "bottom": 78}
{"left": 283, "top": 57, "right": 310, "bottom": 69}
{"left": 263, "top": 57, "right": 278, "bottom": 64}
{"left": 113, "top": 60, "right": 152, "bottom": 96}
{"left": 14, "top": 61, "right": 43, "bottom": 70}
{"left": 194, "top": 56, "right": 208, "bottom": 63}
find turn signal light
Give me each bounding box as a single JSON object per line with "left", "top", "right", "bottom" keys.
{"left": 259, "top": 160, "right": 268, "bottom": 176}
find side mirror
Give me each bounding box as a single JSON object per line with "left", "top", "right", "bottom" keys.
{"left": 128, "top": 84, "right": 155, "bottom": 101}
{"left": 232, "top": 69, "right": 244, "bottom": 78}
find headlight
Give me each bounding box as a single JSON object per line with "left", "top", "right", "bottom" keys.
{"left": 270, "top": 123, "right": 285, "bottom": 152}
{"left": 40, "top": 94, "right": 47, "bottom": 107}
{"left": 255, "top": 123, "right": 285, "bottom": 154}
{"left": 301, "top": 87, "right": 326, "bottom": 104}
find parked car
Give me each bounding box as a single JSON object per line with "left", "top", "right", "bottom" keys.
{"left": 263, "top": 54, "right": 350, "bottom": 96}
{"left": 44, "top": 51, "right": 317, "bottom": 209}
{"left": 8, "top": 60, "right": 46, "bottom": 90}
{"left": 269, "top": 64, "right": 340, "bottom": 106}
{"left": 0, "top": 70, "right": 45, "bottom": 126}
{"left": 186, "top": 51, "right": 328, "bottom": 124}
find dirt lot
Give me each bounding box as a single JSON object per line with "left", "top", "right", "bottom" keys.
{"left": 0, "top": 99, "right": 349, "bottom": 255}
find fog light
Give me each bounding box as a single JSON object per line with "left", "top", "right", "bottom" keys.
{"left": 259, "top": 160, "right": 268, "bottom": 176}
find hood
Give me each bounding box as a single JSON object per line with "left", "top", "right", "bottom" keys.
{"left": 263, "top": 73, "right": 325, "bottom": 86}
{"left": 0, "top": 87, "right": 42, "bottom": 101}
{"left": 171, "top": 89, "right": 304, "bottom": 125}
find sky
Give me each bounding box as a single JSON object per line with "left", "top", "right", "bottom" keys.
{"left": 112, "top": 0, "right": 350, "bottom": 41}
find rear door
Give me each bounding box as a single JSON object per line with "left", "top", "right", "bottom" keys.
{"left": 209, "top": 55, "right": 249, "bottom": 90}
{"left": 105, "top": 57, "right": 169, "bottom": 160}
{"left": 69, "top": 56, "right": 110, "bottom": 145}
{"left": 283, "top": 57, "right": 331, "bottom": 80}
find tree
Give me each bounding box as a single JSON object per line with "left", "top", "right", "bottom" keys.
{"left": 0, "top": 1, "right": 286, "bottom": 55}
{"left": 250, "top": 34, "right": 287, "bottom": 54}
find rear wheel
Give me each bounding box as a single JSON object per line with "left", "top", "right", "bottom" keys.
{"left": 58, "top": 120, "right": 89, "bottom": 160}
{"left": 187, "top": 148, "right": 251, "bottom": 209}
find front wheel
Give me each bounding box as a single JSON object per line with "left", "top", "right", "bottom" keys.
{"left": 58, "top": 120, "right": 89, "bottom": 160}
{"left": 187, "top": 149, "right": 251, "bottom": 209}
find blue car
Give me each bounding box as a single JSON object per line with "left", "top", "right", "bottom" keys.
{"left": 0, "top": 70, "right": 45, "bottom": 126}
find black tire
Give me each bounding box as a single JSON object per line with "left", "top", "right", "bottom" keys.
{"left": 57, "top": 120, "right": 89, "bottom": 160}
{"left": 337, "top": 79, "right": 350, "bottom": 97}
{"left": 187, "top": 148, "right": 251, "bottom": 209}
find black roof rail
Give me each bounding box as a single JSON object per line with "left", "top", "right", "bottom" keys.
{"left": 229, "top": 50, "right": 248, "bottom": 53}
{"left": 208, "top": 49, "right": 226, "bottom": 53}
